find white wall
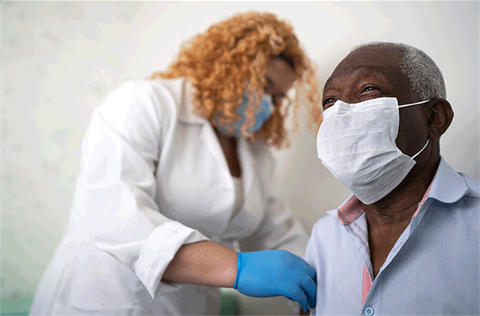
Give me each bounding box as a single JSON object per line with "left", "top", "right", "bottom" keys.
{"left": 2, "top": 1, "right": 478, "bottom": 313}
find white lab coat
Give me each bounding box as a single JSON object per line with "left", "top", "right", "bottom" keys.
{"left": 30, "top": 78, "right": 308, "bottom": 315}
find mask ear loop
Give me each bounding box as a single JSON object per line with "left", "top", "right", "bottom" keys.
{"left": 411, "top": 139, "right": 430, "bottom": 159}
{"left": 398, "top": 99, "right": 431, "bottom": 108}
{"left": 397, "top": 99, "right": 431, "bottom": 159}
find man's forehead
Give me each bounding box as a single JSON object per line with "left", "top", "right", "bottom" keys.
{"left": 324, "top": 65, "right": 395, "bottom": 91}
{"left": 324, "top": 46, "right": 403, "bottom": 88}
{"left": 345, "top": 46, "right": 402, "bottom": 64}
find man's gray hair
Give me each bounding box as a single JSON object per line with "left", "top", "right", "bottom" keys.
{"left": 352, "top": 42, "right": 446, "bottom": 99}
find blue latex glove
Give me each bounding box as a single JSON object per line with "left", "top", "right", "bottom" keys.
{"left": 233, "top": 250, "right": 317, "bottom": 311}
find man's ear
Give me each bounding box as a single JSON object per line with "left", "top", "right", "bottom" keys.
{"left": 427, "top": 98, "right": 454, "bottom": 141}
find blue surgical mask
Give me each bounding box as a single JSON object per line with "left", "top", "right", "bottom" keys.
{"left": 217, "top": 93, "right": 274, "bottom": 137}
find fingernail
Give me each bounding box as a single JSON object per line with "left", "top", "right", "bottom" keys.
{"left": 303, "top": 307, "right": 307, "bottom": 312}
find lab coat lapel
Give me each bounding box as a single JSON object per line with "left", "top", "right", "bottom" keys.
{"left": 219, "top": 138, "right": 265, "bottom": 238}
{"left": 175, "top": 81, "right": 264, "bottom": 237}
{"left": 238, "top": 138, "right": 256, "bottom": 202}
{"left": 157, "top": 78, "right": 235, "bottom": 236}
{"left": 176, "top": 79, "right": 208, "bottom": 126}
{"left": 178, "top": 79, "right": 227, "bottom": 165}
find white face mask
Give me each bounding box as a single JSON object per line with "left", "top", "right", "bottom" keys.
{"left": 316, "top": 97, "right": 430, "bottom": 205}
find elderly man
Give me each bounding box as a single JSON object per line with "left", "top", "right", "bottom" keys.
{"left": 307, "top": 42, "right": 479, "bottom": 315}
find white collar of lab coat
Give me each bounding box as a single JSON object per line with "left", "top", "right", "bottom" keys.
{"left": 176, "top": 78, "right": 209, "bottom": 125}
{"left": 151, "top": 77, "right": 207, "bottom": 125}
{"left": 154, "top": 77, "right": 263, "bottom": 177}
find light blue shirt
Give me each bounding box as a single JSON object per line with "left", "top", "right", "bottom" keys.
{"left": 305, "top": 157, "right": 480, "bottom": 315}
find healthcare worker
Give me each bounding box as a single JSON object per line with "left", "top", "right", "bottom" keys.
{"left": 30, "top": 11, "right": 322, "bottom": 316}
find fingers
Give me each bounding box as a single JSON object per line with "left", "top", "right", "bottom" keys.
{"left": 304, "top": 265, "right": 316, "bottom": 281}
{"left": 300, "top": 275, "right": 317, "bottom": 309}
{"left": 300, "top": 308, "right": 310, "bottom": 315}
{"left": 284, "top": 251, "right": 317, "bottom": 309}
{"left": 288, "top": 252, "right": 316, "bottom": 280}
{"left": 288, "top": 288, "right": 309, "bottom": 312}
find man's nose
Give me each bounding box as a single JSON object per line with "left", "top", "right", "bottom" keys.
{"left": 337, "top": 89, "right": 363, "bottom": 104}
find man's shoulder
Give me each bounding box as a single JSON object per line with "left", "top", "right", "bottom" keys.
{"left": 306, "top": 209, "right": 354, "bottom": 264}
{"left": 310, "top": 209, "right": 343, "bottom": 237}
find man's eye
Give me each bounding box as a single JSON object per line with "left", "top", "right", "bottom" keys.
{"left": 362, "top": 86, "right": 378, "bottom": 93}
{"left": 322, "top": 98, "right": 335, "bottom": 109}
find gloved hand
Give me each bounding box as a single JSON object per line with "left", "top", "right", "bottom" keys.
{"left": 233, "top": 250, "right": 317, "bottom": 311}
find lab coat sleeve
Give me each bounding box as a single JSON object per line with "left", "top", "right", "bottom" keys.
{"left": 238, "top": 147, "right": 308, "bottom": 258}
{"left": 78, "top": 81, "right": 208, "bottom": 299}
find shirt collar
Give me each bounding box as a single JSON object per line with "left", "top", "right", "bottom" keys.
{"left": 336, "top": 156, "right": 469, "bottom": 225}
{"left": 427, "top": 156, "right": 470, "bottom": 204}
{"left": 337, "top": 195, "right": 363, "bottom": 225}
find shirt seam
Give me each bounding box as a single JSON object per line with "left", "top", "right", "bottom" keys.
{"left": 144, "top": 225, "right": 186, "bottom": 282}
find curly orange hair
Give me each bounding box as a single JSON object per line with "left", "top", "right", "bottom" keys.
{"left": 150, "top": 11, "right": 322, "bottom": 148}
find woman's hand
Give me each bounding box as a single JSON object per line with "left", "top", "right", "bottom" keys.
{"left": 234, "top": 250, "right": 317, "bottom": 311}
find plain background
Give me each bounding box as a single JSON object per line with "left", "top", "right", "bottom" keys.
{"left": 2, "top": 1, "right": 479, "bottom": 314}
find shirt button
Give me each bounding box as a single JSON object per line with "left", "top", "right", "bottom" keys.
{"left": 365, "top": 306, "right": 374, "bottom": 316}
